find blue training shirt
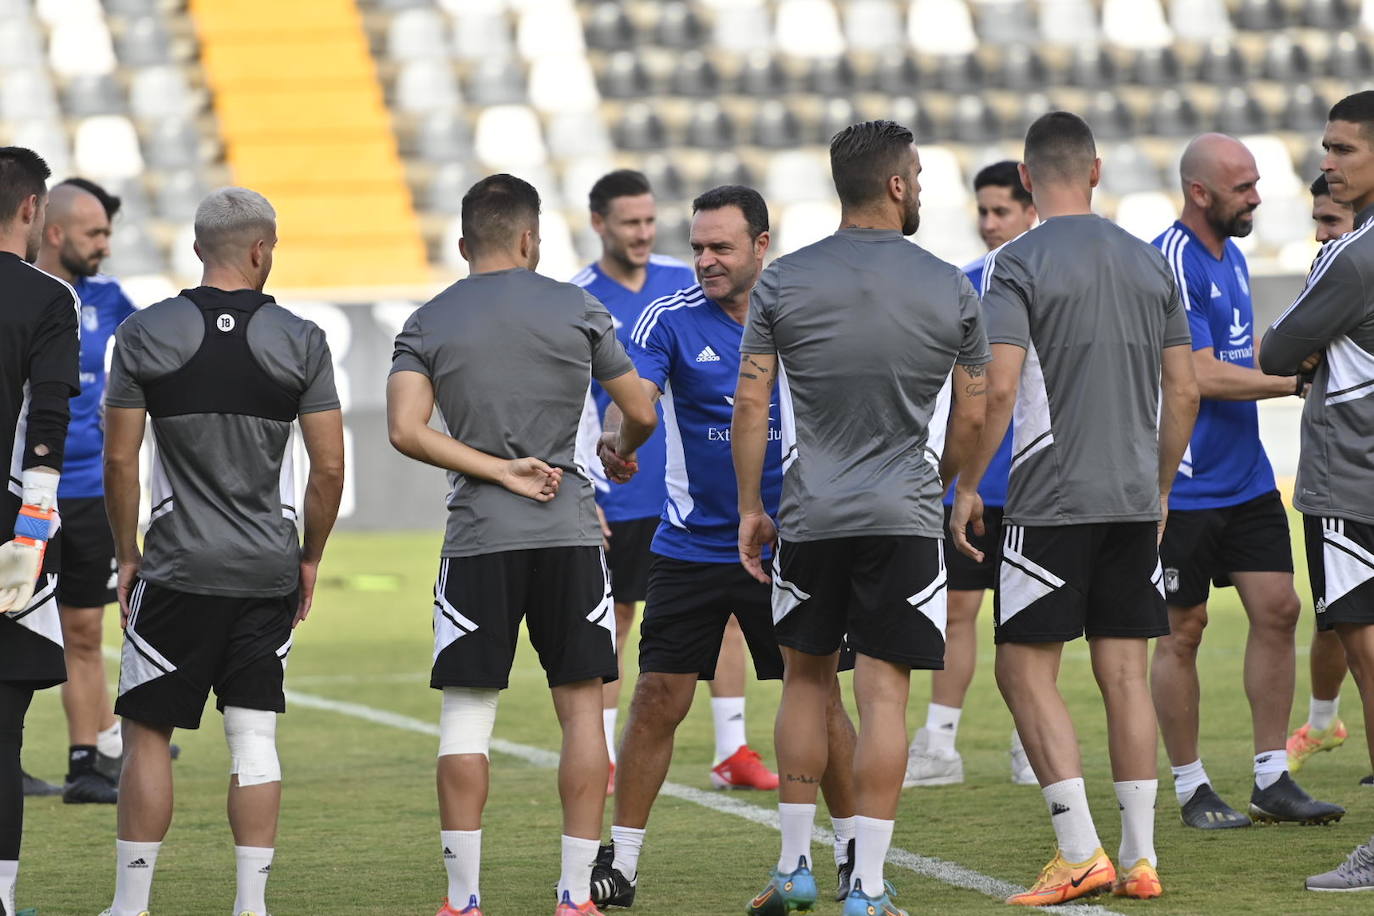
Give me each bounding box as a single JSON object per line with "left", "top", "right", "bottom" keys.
{"left": 629, "top": 284, "right": 783, "bottom": 564}
{"left": 942, "top": 256, "right": 1013, "bottom": 508}
{"left": 59, "top": 274, "right": 137, "bottom": 499}
{"left": 573, "top": 255, "right": 696, "bottom": 522}
{"left": 1154, "top": 220, "right": 1275, "bottom": 510}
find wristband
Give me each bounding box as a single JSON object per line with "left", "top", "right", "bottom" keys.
{"left": 14, "top": 504, "right": 52, "bottom": 546}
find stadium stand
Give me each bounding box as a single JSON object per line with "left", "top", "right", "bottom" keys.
{"left": 1, "top": 0, "right": 1372, "bottom": 284}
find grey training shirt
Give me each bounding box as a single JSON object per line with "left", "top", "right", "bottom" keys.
{"left": 106, "top": 288, "right": 339, "bottom": 597}
{"left": 740, "top": 228, "right": 990, "bottom": 541}
{"left": 981, "top": 214, "right": 1192, "bottom": 526}
{"left": 391, "top": 267, "right": 634, "bottom": 558}
{"left": 1260, "top": 204, "right": 1374, "bottom": 524}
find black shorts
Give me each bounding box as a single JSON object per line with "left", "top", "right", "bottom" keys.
{"left": 114, "top": 578, "right": 296, "bottom": 729}
{"left": 430, "top": 546, "right": 618, "bottom": 690}
{"left": 995, "top": 521, "right": 1169, "bottom": 644}
{"left": 1159, "top": 490, "right": 1293, "bottom": 607}
{"left": 0, "top": 574, "right": 65, "bottom": 689}
{"left": 1304, "top": 515, "right": 1374, "bottom": 632}
{"left": 639, "top": 554, "right": 785, "bottom": 681}
{"left": 606, "top": 516, "right": 657, "bottom": 604}
{"left": 56, "top": 496, "right": 117, "bottom": 608}
{"left": 944, "top": 504, "right": 1003, "bottom": 592}
{"left": 772, "top": 536, "right": 946, "bottom": 670}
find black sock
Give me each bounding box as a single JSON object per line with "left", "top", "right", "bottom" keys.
{"left": 67, "top": 744, "right": 97, "bottom": 780}
{"left": 0, "top": 682, "right": 34, "bottom": 861}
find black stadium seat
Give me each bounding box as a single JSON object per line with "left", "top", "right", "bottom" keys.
{"left": 669, "top": 51, "right": 722, "bottom": 97}
{"left": 1284, "top": 84, "right": 1329, "bottom": 132}
{"left": 998, "top": 44, "right": 1048, "bottom": 89}
{"left": 1067, "top": 45, "right": 1117, "bottom": 89}
{"left": 1132, "top": 47, "right": 1184, "bottom": 88}
{"left": 655, "top": 1, "right": 706, "bottom": 49}
{"left": 617, "top": 103, "right": 670, "bottom": 151}
{"left": 1197, "top": 40, "right": 1250, "bottom": 85}
{"left": 601, "top": 51, "right": 653, "bottom": 99}
{"left": 753, "top": 100, "right": 805, "bottom": 149}
{"left": 585, "top": 1, "right": 636, "bottom": 51}
{"left": 1216, "top": 88, "right": 1270, "bottom": 134}
{"left": 685, "top": 101, "right": 737, "bottom": 150}
{"left": 1150, "top": 89, "right": 1201, "bottom": 136}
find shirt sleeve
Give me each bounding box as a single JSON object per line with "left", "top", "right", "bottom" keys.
{"left": 1163, "top": 250, "right": 1211, "bottom": 350}
{"left": 954, "top": 273, "right": 992, "bottom": 365}
{"left": 104, "top": 315, "right": 147, "bottom": 409}
{"left": 298, "top": 322, "right": 341, "bottom": 414}
{"left": 114, "top": 284, "right": 138, "bottom": 325}
{"left": 1162, "top": 267, "right": 1193, "bottom": 349}
{"left": 1261, "top": 250, "right": 1370, "bottom": 375}
{"left": 585, "top": 291, "right": 634, "bottom": 382}
{"left": 628, "top": 309, "right": 673, "bottom": 392}
{"left": 980, "top": 247, "right": 1031, "bottom": 349}
{"left": 389, "top": 308, "right": 429, "bottom": 377}
{"left": 740, "top": 262, "right": 780, "bottom": 354}
{"left": 22, "top": 291, "right": 80, "bottom": 469}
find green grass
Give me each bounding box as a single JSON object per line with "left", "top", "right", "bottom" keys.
{"left": 17, "top": 522, "right": 1374, "bottom": 914}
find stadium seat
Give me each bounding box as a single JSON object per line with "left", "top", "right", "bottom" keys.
{"left": 1329, "top": 31, "right": 1373, "bottom": 78}
{"left": 1132, "top": 47, "right": 1184, "bottom": 87}
{"left": 872, "top": 49, "right": 922, "bottom": 95}
{"left": 466, "top": 56, "right": 527, "bottom": 106}
{"left": 0, "top": 20, "right": 44, "bottom": 68}
{"left": 639, "top": 155, "right": 686, "bottom": 202}
{"left": 614, "top": 103, "right": 669, "bottom": 151}
{"left": 706, "top": 152, "right": 757, "bottom": 189}
{"left": 113, "top": 16, "right": 173, "bottom": 67}
{"left": 1254, "top": 192, "right": 1311, "bottom": 247}
{"left": 1102, "top": 0, "right": 1173, "bottom": 50}
{"left": 753, "top": 100, "right": 804, "bottom": 149}
{"left": 546, "top": 110, "right": 612, "bottom": 159}
{"left": 1167, "top": 0, "right": 1233, "bottom": 41}
{"left": 129, "top": 65, "right": 196, "bottom": 121}
{"left": 712, "top": 2, "right": 772, "bottom": 53}
{"left": 973, "top": 0, "right": 1037, "bottom": 46}
{"left": 585, "top": 1, "right": 636, "bottom": 51}
{"left": 1068, "top": 45, "right": 1118, "bottom": 88}
{"left": 413, "top": 109, "right": 473, "bottom": 162}
{"left": 103, "top": 0, "right": 157, "bottom": 14}
{"left": 1284, "top": 84, "right": 1329, "bottom": 131}
{"left": 34, "top": 0, "right": 102, "bottom": 27}
{"left": 424, "top": 162, "right": 468, "bottom": 215}
{"left": 776, "top": 0, "right": 847, "bottom": 58}
{"left": 0, "top": 68, "right": 59, "bottom": 121}
{"left": 1364, "top": 0, "right": 1374, "bottom": 32}
{"left": 777, "top": 200, "right": 842, "bottom": 254}
{"left": 817, "top": 97, "right": 859, "bottom": 143}
{"left": 915, "top": 145, "right": 968, "bottom": 205}
{"left": 909, "top": 0, "right": 980, "bottom": 56}
{"left": 936, "top": 53, "right": 984, "bottom": 93}
{"left": 105, "top": 176, "right": 152, "bottom": 221}
{"left": 1089, "top": 91, "right": 1136, "bottom": 139}
{"left": 1235, "top": 0, "right": 1287, "bottom": 29}
{"left": 997, "top": 44, "right": 1048, "bottom": 89}
{"left": 913, "top": 204, "right": 981, "bottom": 263}
{"left": 560, "top": 154, "right": 617, "bottom": 211}
{"left": 1099, "top": 142, "right": 1166, "bottom": 196}
{"left": 685, "top": 101, "right": 737, "bottom": 149}
{"left": 1116, "top": 191, "right": 1178, "bottom": 241}
{"left": 102, "top": 221, "right": 165, "bottom": 276}
{"left": 844, "top": 0, "right": 905, "bottom": 51}
{"left": 62, "top": 73, "right": 126, "bottom": 117}
{"left": 1216, "top": 88, "right": 1270, "bottom": 134}
{"left": 474, "top": 103, "right": 548, "bottom": 168}
{"left": 73, "top": 115, "right": 144, "bottom": 179}
{"left": 1037, "top": 0, "right": 1100, "bottom": 46}
{"left": 739, "top": 51, "right": 790, "bottom": 97}
{"left": 374, "top": 0, "right": 433, "bottom": 9}
{"left": 48, "top": 18, "right": 118, "bottom": 77}
{"left": 143, "top": 117, "right": 203, "bottom": 170}
{"left": 394, "top": 59, "right": 461, "bottom": 114}
{"left": 1197, "top": 40, "right": 1250, "bottom": 84}
{"left": 654, "top": 1, "right": 706, "bottom": 49}
{"left": 1149, "top": 89, "right": 1201, "bottom": 136}
{"left": 765, "top": 150, "right": 832, "bottom": 204}
{"left": 452, "top": 8, "right": 513, "bottom": 61}
{"left": 169, "top": 221, "right": 201, "bottom": 280}
{"left": 601, "top": 51, "right": 654, "bottom": 99}
{"left": 1263, "top": 35, "right": 1313, "bottom": 82}
{"left": 890, "top": 96, "right": 940, "bottom": 141}
{"left": 1242, "top": 134, "right": 1302, "bottom": 195}
{"left": 809, "top": 56, "right": 856, "bottom": 95}
{"left": 386, "top": 8, "right": 449, "bottom": 61}
{"left": 669, "top": 51, "right": 721, "bottom": 97}
{"left": 1304, "top": 0, "right": 1354, "bottom": 28}
{"left": 528, "top": 54, "right": 599, "bottom": 113}
{"left": 9, "top": 117, "right": 70, "bottom": 176}
{"left": 951, "top": 94, "right": 1000, "bottom": 142}
{"left": 154, "top": 169, "right": 206, "bottom": 221}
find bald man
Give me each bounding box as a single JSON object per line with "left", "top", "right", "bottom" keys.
{"left": 32, "top": 181, "right": 134, "bottom": 805}
{"left": 1150, "top": 134, "right": 1342, "bottom": 829}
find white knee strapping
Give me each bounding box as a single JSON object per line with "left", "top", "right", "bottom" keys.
{"left": 439, "top": 686, "right": 499, "bottom": 758}
{"left": 223, "top": 706, "right": 280, "bottom": 787}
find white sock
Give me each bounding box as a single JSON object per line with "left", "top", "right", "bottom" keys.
{"left": 711, "top": 696, "right": 747, "bottom": 765}
{"left": 0, "top": 860, "right": 16, "bottom": 916}
{"left": 610, "top": 824, "right": 644, "bottom": 881}
{"left": 1170, "top": 758, "right": 1208, "bottom": 805}
{"left": 852, "top": 815, "right": 894, "bottom": 899}
{"left": 1042, "top": 778, "right": 1100, "bottom": 863}
{"left": 1310, "top": 696, "right": 1339, "bottom": 731}
{"left": 556, "top": 835, "right": 599, "bottom": 906}
{"left": 603, "top": 708, "right": 618, "bottom": 765}
{"left": 112, "top": 839, "right": 161, "bottom": 916}
{"left": 1254, "top": 749, "right": 1287, "bottom": 789}
{"left": 831, "top": 815, "right": 855, "bottom": 867}
{"left": 1114, "top": 780, "right": 1157, "bottom": 868}
{"left": 441, "top": 829, "right": 481, "bottom": 907}
{"left": 232, "top": 845, "right": 274, "bottom": 915}
{"left": 776, "top": 802, "right": 815, "bottom": 873}
{"left": 924, "top": 703, "right": 961, "bottom": 753}
{"left": 97, "top": 720, "right": 123, "bottom": 758}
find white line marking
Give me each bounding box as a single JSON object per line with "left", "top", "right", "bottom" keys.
{"left": 284, "top": 688, "right": 1124, "bottom": 914}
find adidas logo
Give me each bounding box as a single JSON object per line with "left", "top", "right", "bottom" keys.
{"left": 444, "top": 847, "right": 455, "bottom": 857}
{"left": 128, "top": 857, "right": 150, "bottom": 868}
{"left": 695, "top": 345, "right": 721, "bottom": 363}
{"left": 1050, "top": 802, "right": 1070, "bottom": 816}
{"left": 940, "top": 723, "right": 955, "bottom": 730}
{"left": 729, "top": 713, "right": 744, "bottom": 721}
{"left": 1256, "top": 754, "right": 1272, "bottom": 765}
{"left": 1210, "top": 282, "right": 1223, "bottom": 298}
{"left": 258, "top": 864, "right": 272, "bottom": 874}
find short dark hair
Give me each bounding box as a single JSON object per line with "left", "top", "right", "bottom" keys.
{"left": 1023, "top": 111, "right": 1096, "bottom": 184}
{"left": 461, "top": 173, "right": 540, "bottom": 255}
{"left": 973, "top": 160, "right": 1032, "bottom": 206}
{"left": 0, "top": 147, "right": 51, "bottom": 227}
{"left": 1311, "top": 173, "right": 1331, "bottom": 198}
{"left": 1329, "top": 91, "right": 1374, "bottom": 141}
{"left": 691, "top": 185, "right": 769, "bottom": 238}
{"left": 828, "top": 120, "right": 915, "bottom": 209}
{"left": 57, "top": 177, "right": 121, "bottom": 219}
{"left": 589, "top": 169, "right": 652, "bottom": 216}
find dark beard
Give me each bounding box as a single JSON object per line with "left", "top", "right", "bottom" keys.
{"left": 60, "top": 246, "right": 98, "bottom": 278}
{"left": 902, "top": 209, "right": 921, "bottom": 236}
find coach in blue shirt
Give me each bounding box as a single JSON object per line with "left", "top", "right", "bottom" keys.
{"left": 34, "top": 179, "right": 136, "bottom": 804}
{"left": 1149, "top": 134, "right": 1342, "bottom": 829}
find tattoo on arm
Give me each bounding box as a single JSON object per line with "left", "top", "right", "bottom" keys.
{"left": 962, "top": 363, "right": 987, "bottom": 378}
{"left": 739, "top": 355, "right": 776, "bottom": 386}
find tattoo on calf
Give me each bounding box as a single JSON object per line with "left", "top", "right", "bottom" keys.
{"left": 784, "top": 772, "right": 821, "bottom": 785}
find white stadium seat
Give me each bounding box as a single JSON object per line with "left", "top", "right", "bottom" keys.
{"left": 908, "top": 0, "right": 979, "bottom": 56}
{"left": 516, "top": 1, "right": 584, "bottom": 60}
{"left": 474, "top": 104, "right": 548, "bottom": 170}
{"left": 844, "top": 0, "right": 905, "bottom": 51}
{"left": 1240, "top": 134, "right": 1301, "bottom": 196}
{"left": 713, "top": 2, "right": 772, "bottom": 53}
{"left": 765, "top": 150, "right": 833, "bottom": 205}
{"left": 395, "top": 59, "right": 462, "bottom": 114}
{"left": 1102, "top": 0, "right": 1174, "bottom": 50}
{"left": 1114, "top": 191, "right": 1178, "bottom": 241}
{"left": 129, "top": 65, "right": 195, "bottom": 120}
{"left": 914, "top": 145, "right": 968, "bottom": 206}
{"left": 546, "top": 111, "right": 613, "bottom": 159}
{"left": 386, "top": 8, "right": 449, "bottom": 61}
{"left": 8, "top": 116, "right": 71, "bottom": 176}
{"left": 48, "top": 18, "right": 118, "bottom": 77}
{"left": 777, "top": 200, "right": 843, "bottom": 255}
{"left": 34, "top": 0, "right": 103, "bottom": 26}
{"left": 1168, "top": 0, "right": 1233, "bottom": 42}
{"left": 527, "top": 54, "right": 599, "bottom": 114}
{"left": 73, "top": 114, "right": 144, "bottom": 179}
{"left": 0, "top": 68, "right": 59, "bottom": 121}
{"left": 1037, "top": 0, "right": 1099, "bottom": 46}
{"left": 776, "top": 0, "right": 847, "bottom": 59}
{"left": 451, "top": 8, "right": 513, "bottom": 61}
